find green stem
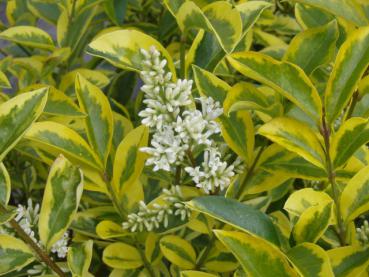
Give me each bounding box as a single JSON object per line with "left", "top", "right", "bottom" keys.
{"left": 135, "top": 242, "right": 156, "bottom": 277}
{"left": 175, "top": 165, "right": 182, "bottom": 185}
{"left": 236, "top": 145, "right": 265, "bottom": 200}
{"left": 186, "top": 149, "right": 196, "bottom": 167}
{"left": 346, "top": 90, "right": 359, "bottom": 119}
{"left": 101, "top": 172, "right": 127, "bottom": 219}
{"left": 0, "top": 205, "right": 66, "bottom": 277}
{"left": 321, "top": 116, "right": 346, "bottom": 246}
{"left": 17, "top": 44, "right": 32, "bottom": 56}
{"left": 68, "top": 0, "right": 77, "bottom": 24}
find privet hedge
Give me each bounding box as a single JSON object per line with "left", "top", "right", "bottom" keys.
{"left": 1, "top": 0, "right": 369, "bottom": 276}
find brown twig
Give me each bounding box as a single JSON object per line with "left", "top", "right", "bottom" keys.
{"left": 0, "top": 205, "right": 66, "bottom": 277}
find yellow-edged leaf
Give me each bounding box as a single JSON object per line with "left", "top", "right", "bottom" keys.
{"left": 340, "top": 165, "right": 369, "bottom": 222}
{"left": 0, "top": 163, "right": 11, "bottom": 207}
{"left": 39, "top": 155, "right": 83, "bottom": 250}
{"left": 0, "top": 25, "right": 54, "bottom": 50}
{"left": 258, "top": 117, "right": 325, "bottom": 168}
{"left": 328, "top": 246, "right": 369, "bottom": 277}
{"left": 292, "top": 0, "right": 368, "bottom": 27}
{"left": 103, "top": 242, "right": 143, "bottom": 269}
{"left": 214, "top": 230, "right": 299, "bottom": 276}
{"left": 96, "top": 220, "right": 128, "bottom": 239}
{"left": 0, "top": 234, "right": 35, "bottom": 275}
{"left": 325, "top": 27, "right": 369, "bottom": 123}
{"left": 293, "top": 201, "right": 334, "bottom": 243}
{"left": 176, "top": 1, "right": 242, "bottom": 53}
{"left": 0, "top": 70, "right": 10, "bottom": 88}
{"left": 67, "top": 240, "right": 93, "bottom": 277}
{"left": 0, "top": 87, "right": 48, "bottom": 161}
{"left": 220, "top": 111, "right": 254, "bottom": 166}
{"left": 112, "top": 125, "right": 148, "bottom": 212}
{"left": 86, "top": 29, "right": 176, "bottom": 77}
{"left": 287, "top": 243, "right": 334, "bottom": 277}
{"left": 160, "top": 235, "right": 196, "bottom": 269}
{"left": 284, "top": 20, "right": 338, "bottom": 75}
{"left": 76, "top": 74, "right": 114, "bottom": 167}
{"left": 284, "top": 188, "right": 333, "bottom": 217}
{"left": 23, "top": 121, "right": 103, "bottom": 170}
{"left": 228, "top": 51, "right": 322, "bottom": 121}
{"left": 330, "top": 117, "right": 369, "bottom": 168}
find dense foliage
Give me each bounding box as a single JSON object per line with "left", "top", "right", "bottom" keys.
{"left": 1, "top": 0, "right": 369, "bottom": 276}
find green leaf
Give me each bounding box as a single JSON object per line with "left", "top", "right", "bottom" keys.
{"left": 104, "top": 0, "right": 127, "bottom": 25}
{"left": 27, "top": 0, "right": 61, "bottom": 24}
{"left": 0, "top": 163, "right": 10, "bottom": 207}
{"left": 0, "top": 25, "right": 54, "bottom": 50}
{"left": 220, "top": 111, "right": 254, "bottom": 166}
{"left": 258, "top": 117, "right": 325, "bottom": 168}
{"left": 67, "top": 240, "right": 94, "bottom": 277}
{"left": 228, "top": 52, "right": 322, "bottom": 121}
{"left": 76, "top": 74, "right": 114, "bottom": 168}
{"left": 214, "top": 230, "right": 299, "bottom": 277}
{"left": 23, "top": 121, "right": 103, "bottom": 170}
{"left": 292, "top": 0, "right": 368, "bottom": 26}
{"left": 287, "top": 243, "right": 334, "bottom": 277}
{"left": 284, "top": 20, "right": 338, "bottom": 75}
{"left": 39, "top": 155, "right": 83, "bottom": 250}
{"left": 325, "top": 27, "right": 369, "bottom": 123}
{"left": 0, "top": 87, "right": 48, "bottom": 161}
{"left": 176, "top": 1, "right": 242, "bottom": 53}
{"left": 328, "top": 246, "right": 369, "bottom": 277}
{"left": 340, "top": 165, "right": 369, "bottom": 222}
{"left": 86, "top": 29, "right": 176, "bottom": 76}
{"left": 160, "top": 235, "right": 196, "bottom": 269}
{"left": 112, "top": 125, "right": 148, "bottom": 213}
{"left": 103, "top": 242, "right": 143, "bottom": 269}
{"left": 187, "top": 196, "right": 281, "bottom": 246}
{"left": 0, "top": 234, "right": 35, "bottom": 275}
{"left": 330, "top": 117, "right": 369, "bottom": 168}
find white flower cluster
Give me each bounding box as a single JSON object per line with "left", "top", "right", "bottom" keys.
{"left": 15, "top": 198, "right": 40, "bottom": 245}
{"left": 139, "top": 46, "right": 241, "bottom": 193}
{"left": 50, "top": 231, "right": 69, "bottom": 258}
{"left": 357, "top": 220, "right": 369, "bottom": 246}
{"left": 185, "top": 148, "right": 240, "bottom": 193}
{"left": 14, "top": 199, "right": 70, "bottom": 258}
{"left": 122, "top": 186, "right": 191, "bottom": 232}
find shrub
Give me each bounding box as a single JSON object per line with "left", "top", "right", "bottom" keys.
{"left": 1, "top": 0, "right": 369, "bottom": 276}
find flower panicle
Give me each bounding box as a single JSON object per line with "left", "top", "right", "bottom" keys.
{"left": 122, "top": 186, "right": 191, "bottom": 232}
{"left": 138, "top": 46, "right": 243, "bottom": 195}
